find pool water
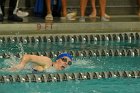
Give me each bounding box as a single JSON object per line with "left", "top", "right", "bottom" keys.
{"left": 0, "top": 41, "right": 140, "bottom": 93}
{"left": 1, "top": 78, "right": 140, "bottom": 93}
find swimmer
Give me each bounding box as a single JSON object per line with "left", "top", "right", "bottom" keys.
{"left": 9, "top": 53, "right": 73, "bottom": 72}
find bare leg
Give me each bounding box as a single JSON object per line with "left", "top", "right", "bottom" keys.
{"left": 79, "top": 0, "right": 88, "bottom": 22}
{"left": 61, "top": 0, "right": 67, "bottom": 17}
{"left": 89, "top": 0, "right": 96, "bottom": 18}
{"left": 61, "top": 0, "right": 77, "bottom": 20}
{"left": 80, "top": 0, "right": 88, "bottom": 17}
{"left": 45, "top": 0, "right": 53, "bottom": 20}
{"left": 98, "top": 0, "right": 110, "bottom": 19}
{"left": 99, "top": 0, "right": 109, "bottom": 21}
{"left": 46, "top": 0, "right": 51, "bottom": 14}
{"left": 99, "top": 0, "right": 106, "bottom": 17}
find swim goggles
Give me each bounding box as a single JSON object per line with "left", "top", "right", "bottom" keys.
{"left": 61, "top": 57, "right": 72, "bottom": 65}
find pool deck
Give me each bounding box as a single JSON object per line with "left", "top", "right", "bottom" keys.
{"left": 0, "top": 15, "right": 140, "bottom": 35}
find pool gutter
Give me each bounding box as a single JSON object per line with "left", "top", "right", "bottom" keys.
{"left": 0, "top": 22, "right": 140, "bottom": 35}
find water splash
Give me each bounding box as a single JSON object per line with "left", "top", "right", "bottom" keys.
{"left": 74, "top": 58, "right": 96, "bottom": 69}
{"left": 0, "top": 43, "right": 25, "bottom": 72}
{"left": 44, "top": 67, "right": 57, "bottom": 73}
{"left": 18, "top": 43, "right": 25, "bottom": 56}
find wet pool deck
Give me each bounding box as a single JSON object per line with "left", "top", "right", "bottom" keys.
{"left": 0, "top": 15, "right": 140, "bottom": 35}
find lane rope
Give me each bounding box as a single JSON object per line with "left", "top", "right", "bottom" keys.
{"left": 0, "top": 70, "right": 140, "bottom": 83}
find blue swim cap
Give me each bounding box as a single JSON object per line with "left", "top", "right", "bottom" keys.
{"left": 56, "top": 53, "right": 73, "bottom": 61}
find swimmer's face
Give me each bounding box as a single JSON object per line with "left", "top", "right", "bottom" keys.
{"left": 56, "top": 57, "right": 72, "bottom": 70}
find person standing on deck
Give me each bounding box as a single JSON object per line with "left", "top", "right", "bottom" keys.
{"left": 45, "top": 0, "right": 76, "bottom": 21}
{"left": 79, "top": 0, "right": 110, "bottom": 22}
{"left": 0, "top": 0, "right": 23, "bottom": 22}
{"left": 14, "top": 0, "right": 29, "bottom": 18}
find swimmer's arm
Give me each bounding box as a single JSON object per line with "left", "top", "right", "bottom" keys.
{"left": 20, "top": 54, "right": 52, "bottom": 66}
{"left": 11, "top": 54, "right": 52, "bottom": 71}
